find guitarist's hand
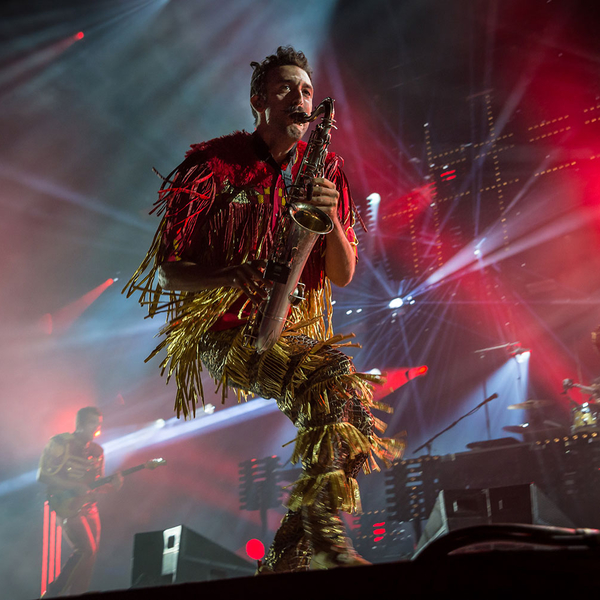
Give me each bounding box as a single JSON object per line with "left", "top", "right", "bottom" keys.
{"left": 112, "top": 471, "right": 124, "bottom": 492}
{"left": 73, "top": 482, "right": 91, "bottom": 496}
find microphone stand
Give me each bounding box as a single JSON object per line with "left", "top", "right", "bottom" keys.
{"left": 413, "top": 393, "right": 499, "bottom": 455}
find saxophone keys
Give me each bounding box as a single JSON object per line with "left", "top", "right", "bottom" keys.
{"left": 289, "top": 283, "right": 306, "bottom": 306}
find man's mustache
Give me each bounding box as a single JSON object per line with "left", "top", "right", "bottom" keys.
{"left": 288, "top": 107, "right": 309, "bottom": 123}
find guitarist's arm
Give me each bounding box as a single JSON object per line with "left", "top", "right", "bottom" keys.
{"left": 92, "top": 472, "right": 124, "bottom": 494}
{"left": 91, "top": 448, "right": 124, "bottom": 494}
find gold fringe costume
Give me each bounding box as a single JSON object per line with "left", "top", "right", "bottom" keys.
{"left": 125, "top": 131, "right": 404, "bottom": 571}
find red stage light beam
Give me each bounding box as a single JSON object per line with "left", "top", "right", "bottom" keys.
{"left": 41, "top": 278, "right": 115, "bottom": 334}
{"left": 407, "top": 365, "right": 429, "bottom": 380}
{"left": 1, "top": 32, "right": 86, "bottom": 92}
{"left": 372, "top": 366, "right": 429, "bottom": 401}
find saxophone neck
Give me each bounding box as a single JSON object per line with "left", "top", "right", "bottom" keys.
{"left": 294, "top": 98, "right": 335, "bottom": 124}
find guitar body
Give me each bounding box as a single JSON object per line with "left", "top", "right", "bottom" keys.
{"left": 49, "top": 490, "right": 94, "bottom": 519}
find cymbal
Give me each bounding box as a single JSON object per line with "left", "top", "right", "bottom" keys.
{"left": 503, "top": 424, "right": 529, "bottom": 433}
{"left": 507, "top": 399, "right": 551, "bottom": 410}
{"left": 502, "top": 424, "right": 560, "bottom": 434}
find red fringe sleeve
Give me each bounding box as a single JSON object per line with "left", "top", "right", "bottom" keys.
{"left": 155, "top": 152, "right": 216, "bottom": 264}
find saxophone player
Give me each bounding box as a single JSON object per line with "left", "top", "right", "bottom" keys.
{"left": 126, "top": 46, "right": 403, "bottom": 572}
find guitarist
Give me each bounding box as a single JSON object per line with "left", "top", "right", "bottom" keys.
{"left": 37, "top": 406, "right": 123, "bottom": 597}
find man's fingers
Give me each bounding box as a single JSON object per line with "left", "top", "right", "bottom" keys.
{"left": 237, "top": 270, "right": 269, "bottom": 300}
{"left": 310, "top": 178, "right": 339, "bottom": 209}
{"left": 250, "top": 259, "right": 267, "bottom": 269}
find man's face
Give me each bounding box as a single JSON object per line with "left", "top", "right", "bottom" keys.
{"left": 256, "top": 64, "right": 314, "bottom": 142}
{"left": 79, "top": 415, "right": 102, "bottom": 442}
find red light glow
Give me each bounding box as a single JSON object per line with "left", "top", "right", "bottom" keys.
{"left": 373, "top": 521, "right": 386, "bottom": 543}
{"left": 45, "top": 278, "right": 115, "bottom": 334}
{"left": 372, "top": 367, "right": 428, "bottom": 402}
{"left": 41, "top": 502, "right": 49, "bottom": 597}
{"left": 75, "top": 32, "right": 84, "bottom": 40}
{"left": 39, "top": 313, "right": 53, "bottom": 335}
{"left": 245, "top": 539, "right": 265, "bottom": 560}
{"left": 407, "top": 365, "right": 429, "bottom": 380}
{"left": 49, "top": 510, "right": 56, "bottom": 583}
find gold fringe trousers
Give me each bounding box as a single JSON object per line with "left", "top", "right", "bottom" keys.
{"left": 195, "top": 326, "right": 403, "bottom": 572}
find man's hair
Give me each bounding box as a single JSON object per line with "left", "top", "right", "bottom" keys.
{"left": 250, "top": 46, "right": 313, "bottom": 124}
{"left": 76, "top": 406, "right": 102, "bottom": 429}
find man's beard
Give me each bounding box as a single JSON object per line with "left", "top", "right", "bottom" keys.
{"left": 285, "top": 107, "right": 309, "bottom": 139}
{"left": 286, "top": 122, "right": 306, "bottom": 141}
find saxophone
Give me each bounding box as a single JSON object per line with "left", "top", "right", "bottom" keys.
{"left": 246, "top": 97, "right": 336, "bottom": 354}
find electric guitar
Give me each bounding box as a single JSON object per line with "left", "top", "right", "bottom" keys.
{"left": 48, "top": 458, "right": 167, "bottom": 518}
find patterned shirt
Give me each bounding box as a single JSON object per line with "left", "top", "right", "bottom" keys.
{"left": 39, "top": 433, "right": 104, "bottom": 494}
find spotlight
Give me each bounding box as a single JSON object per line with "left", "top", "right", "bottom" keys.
{"left": 366, "top": 193, "right": 381, "bottom": 206}
{"left": 388, "top": 298, "right": 403, "bottom": 309}
{"left": 154, "top": 419, "right": 166, "bottom": 429}
{"left": 406, "top": 365, "right": 429, "bottom": 380}
{"left": 366, "top": 193, "right": 381, "bottom": 229}
{"left": 507, "top": 342, "right": 531, "bottom": 362}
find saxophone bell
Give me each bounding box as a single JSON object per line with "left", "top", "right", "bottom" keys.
{"left": 290, "top": 202, "right": 333, "bottom": 235}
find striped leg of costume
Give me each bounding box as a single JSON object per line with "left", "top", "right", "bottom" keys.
{"left": 196, "top": 327, "right": 402, "bottom": 572}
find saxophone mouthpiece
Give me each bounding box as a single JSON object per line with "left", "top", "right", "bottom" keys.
{"left": 290, "top": 110, "right": 310, "bottom": 123}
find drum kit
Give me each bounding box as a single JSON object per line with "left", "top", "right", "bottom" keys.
{"left": 502, "top": 399, "right": 565, "bottom": 441}
{"left": 503, "top": 382, "right": 600, "bottom": 440}
{"left": 499, "top": 328, "right": 600, "bottom": 441}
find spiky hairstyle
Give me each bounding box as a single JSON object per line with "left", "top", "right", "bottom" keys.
{"left": 250, "top": 46, "right": 312, "bottom": 123}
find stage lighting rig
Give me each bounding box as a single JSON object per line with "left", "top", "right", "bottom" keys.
{"left": 508, "top": 342, "right": 531, "bottom": 362}
{"left": 238, "top": 456, "right": 282, "bottom": 512}
{"left": 474, "top": 342, "right": 531, "bottom": 361}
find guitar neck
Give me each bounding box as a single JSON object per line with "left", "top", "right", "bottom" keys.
{"left": 90, "top": 463, "right": 145, "bottom": 489}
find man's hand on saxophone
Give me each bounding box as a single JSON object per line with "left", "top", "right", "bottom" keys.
{"left": 306, "top": 177, "right": 356, "bottom": 288}
{"left": 307, "top": 177, "right": 339, "bottom": 218}
{"left": 226, "top": 261, "right": 271, "bottom": 302}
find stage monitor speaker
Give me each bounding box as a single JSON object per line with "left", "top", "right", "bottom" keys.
{"left": 415, "top": 483, "right": 574, "bottom": 553}
{"left": 131, "top": 525, "right": 255, "bottom": 588}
